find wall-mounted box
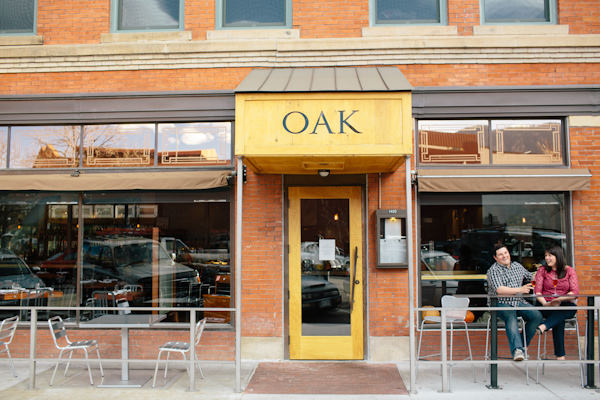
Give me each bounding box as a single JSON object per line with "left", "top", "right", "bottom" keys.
{"left": 376, "top": 209, "right": 408, "bottom": 268}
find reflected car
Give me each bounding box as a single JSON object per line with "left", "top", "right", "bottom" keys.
{"left": 81, "top": 238, "right": 201, "bottom": 306}
{"left": 0, "top": 249, "right": 46, "bottom": 289}
{"left": 301, "top": 275, "right": 342, "bottom": 311}
{"left": 420, "top": 250, "right": 458, "bottom": 272}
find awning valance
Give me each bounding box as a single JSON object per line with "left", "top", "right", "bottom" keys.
{"left": 417, "top": 168, "right": 592, "bottom": 192}
{"left": 0, "top": 170, "right": 231, "bottom": 191}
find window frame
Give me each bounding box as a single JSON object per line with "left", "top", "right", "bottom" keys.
{"left": 215, "top": 0, "right": 292, "bottom": 30}
{"left": 416, "top": 118, "right": 567, "bottom": 168}
{"left": 0, "top": 0, "right": 37, "bottom": 36}
{"left": 110, "top": 0, "right": 185, "bottom": 33}
{"left": 369, "top": 0, "right": 448, "bottom": 26}
{"left": 480, "top": 0, "right": 557, "bottom": 25}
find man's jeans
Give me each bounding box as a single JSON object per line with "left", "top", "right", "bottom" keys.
{"left": 497, "top": 302, "right": 543, "bottom": 356}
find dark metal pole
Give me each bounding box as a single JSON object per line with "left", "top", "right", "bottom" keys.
{"left": 489, "top": 297, "right": 499, "bottom": 389}
{"left": 586, "top": 296, "right": 596, "bottom": 388}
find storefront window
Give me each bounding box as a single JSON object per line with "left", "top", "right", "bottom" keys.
{"left": 0, "top": 191, "right": 230, "bottom": 324}
{"left": 157, "top": 122, "right": 231, "bottom": 166}
{"left": 0, "top": 192, "right": 78, "bottom": 322}
{"left": 81, "top": 191, "right": 230, "bottom": 323}
{"left": 83, "top": 124, "right": 154, "bottom": 168}
{"left": 419, "top": 192, "right": 567, "bottom": 321}
{"left": 9, "top": 126, "right": 80, "bottom": 169}
{"left": 418, "top": 119, "right": 563, "bottom": 166}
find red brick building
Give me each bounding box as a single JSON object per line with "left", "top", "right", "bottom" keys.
{"left": 0, "top": 0, "right": 599, "bottom": 374}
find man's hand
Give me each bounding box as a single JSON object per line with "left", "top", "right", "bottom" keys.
{"left": 520, "top": 283, "right": 533, "bottom": 294}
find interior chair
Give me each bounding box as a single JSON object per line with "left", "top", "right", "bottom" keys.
{"left": 484, "top": 315, "right": 529, "bottom": 382}
{"left": 417, "top": 295, "right": 475, "bottom": 390}
{"left": 0, "top": 316, "right": 19, "bottom": 377}
{"left": 90, "top": 290, "right": 115, "bottom": 318}
{"left": 48, "top": 316, "right": 104, "bottom": 386}
{"left": 152, "top": 318, "right": 207, "bottom": 387}
{"left": 536, "top": 315, "right": 584, "bottom": 386}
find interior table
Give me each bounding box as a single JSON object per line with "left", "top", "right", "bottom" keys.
{"left": 82, "top": 313, "right": 166, "bottom": 388}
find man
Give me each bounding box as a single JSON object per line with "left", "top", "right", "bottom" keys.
{"left": 487, "top": 243, "right": 542, "bottom": 361}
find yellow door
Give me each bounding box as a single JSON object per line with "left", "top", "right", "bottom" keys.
{"left": 288, "top": 186, "right": 363, "bottom": 359}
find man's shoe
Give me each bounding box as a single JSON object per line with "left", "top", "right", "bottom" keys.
{"left": 513, "top": 349, "right": 525, "bottom": 361}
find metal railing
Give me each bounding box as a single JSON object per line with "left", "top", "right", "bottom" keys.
{"left": 0, "top": 304, "right": 237, "bottom": 392}
{"left": 415, "top": 301, "right": 600, "bottom": 392}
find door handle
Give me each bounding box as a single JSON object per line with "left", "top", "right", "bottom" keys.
{"left": 350, "top": 246, "right": 358, "bottom": 313}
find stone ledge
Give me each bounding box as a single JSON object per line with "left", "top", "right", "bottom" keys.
{"left": 100, "top": 30, "right": 192, "bottom": 43}
{"left": 0, "top": 35, "right": 43, "bottom": 46}
{"left": 569, "top": 116, "right": 600, "bottom": 127}
{"left": 474, "top": 24, "right": 569, "bottom": 36}
{"left": 363, "top": 25, "right": 458, "bottom": 37}
{"left": 207, "top": 28, "right": 299, "bottom": 40}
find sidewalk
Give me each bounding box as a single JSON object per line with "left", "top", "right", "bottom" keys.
{"left": 0, "top": 359, "right": 598, "bottom": 400}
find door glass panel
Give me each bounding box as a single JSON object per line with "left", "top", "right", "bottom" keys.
{"left": 300, "top": 199, "right": 350, "bottom": 336}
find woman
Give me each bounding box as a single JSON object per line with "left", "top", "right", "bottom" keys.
{"left": 534, "top": 245, "right": 579, "bottom": 360}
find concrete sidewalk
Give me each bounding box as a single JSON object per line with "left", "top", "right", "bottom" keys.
{"left": 0, "top": 359, "right": 599, "bottom": 400}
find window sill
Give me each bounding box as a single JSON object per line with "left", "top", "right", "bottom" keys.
{"left": 100, "top": 31, "right": 192, "bottom": 43}
{"left": 474, "top": 25, "right": 569, "bottom": 36}
{"left": 206, "top": 28, "right": 299, "bottom": 40}
{"left": 0, "top": 35, "right": 43, "bottom": 46}
{"left": 362, "top": 25, "right": 458, "bottom": 37}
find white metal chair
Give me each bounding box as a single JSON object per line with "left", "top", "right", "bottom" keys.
{"left": 536, "top": 316, "right": 584, "bottom": 386}
{"left": 152, "top": 318, "right": 207, "bottom": 387}
{"left": 0, "top": 316, "right": 19, "bottom": 377}
{"left": 417, "top": 295, "right": 474, "bottom": 389}
{"left": 48, "top": 316, "right": 104, "bottom": 386}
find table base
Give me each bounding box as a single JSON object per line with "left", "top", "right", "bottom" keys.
{"left": 97, "top": 371, "right": 151, "bottom": 388}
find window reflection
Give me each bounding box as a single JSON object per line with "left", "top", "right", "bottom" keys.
{"left": 0, "top": 127, "right": 6, "bottom": 168}
{"left": 419, "top": 120, "right": 488, "bottom": 165}
{"left": 376, "top": 0, "right": 441, "bottom": 24}
{"left": 117, "top": 0, "right": 181, "bottom": 30}
{"left": 83, "top": 124, "right": 154, "bottom": 168}
{"left": 0, "top": 193, "right": 78, "bottom": 322}
{"left": 223, "top": 0, "right": 287, "bottom": 27}
{"left": 492, "top": 120, "right": 562, "bottom": 165}
{"left": 10, "top": 126, "right": 80, "bottom": 169}
{"left": 483, "top": 0, "right": 550, "bottom": 23}
{"left": 158, "top": 122, "right": 231, "bottom": 166}
{"left": 420, "top": 193, "right": 566, "bottom": 321}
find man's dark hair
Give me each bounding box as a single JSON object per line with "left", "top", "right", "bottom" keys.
{"left": 493, "top": 243, "right": 507, "bottom": 257}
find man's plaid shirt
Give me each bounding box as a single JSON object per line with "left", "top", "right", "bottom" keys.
{"left": 487, "top": 261, "right": 534, "bottom": 306}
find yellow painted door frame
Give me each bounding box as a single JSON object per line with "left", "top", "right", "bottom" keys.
{"left": 288, "top": 186, "right": 363, "bottom": 359}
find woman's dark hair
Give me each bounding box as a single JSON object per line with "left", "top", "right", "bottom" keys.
{"left": 545, "top": 245, "right": 567, "bottom": 279}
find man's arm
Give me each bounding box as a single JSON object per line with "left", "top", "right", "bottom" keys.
{"left": 497, "top": 285, "right": 531, "bottom": 295}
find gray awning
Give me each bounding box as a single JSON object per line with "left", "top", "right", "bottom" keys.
{"left": 0, "top": 170, "right": 231, "bottom": 191}
{"left": 417, "top": 168, "right": 592, "bottom": 192}
{"left": 235, "top": 67, "right": 412, "bottom": 93}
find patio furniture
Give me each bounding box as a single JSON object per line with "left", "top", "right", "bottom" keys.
{"left": 417, "top": 295, "right": 474, "bottom": 389}
{"left": 536, "top": 316, "right": 584, "bottom": 386}
{"left": 152, "top": 318, "right": 207, "bottom": 387}
{"left": 48, "top": 315, "right": 104, "bottom": 386}
{"left": 0, "top": 315, "right": 19, "bottom": 377}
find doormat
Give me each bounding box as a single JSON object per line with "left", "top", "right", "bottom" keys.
{"left": 244, "top": 362, "right": 408, "bottom": 395}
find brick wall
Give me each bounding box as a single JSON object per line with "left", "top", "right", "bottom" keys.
{"left": 570, "top": 126, "right": 600, "bottom": 296}
{"left": 9, "top": 327, "right": 234, "bottom": 361}
{"left": 240, "top": 169, "right": 284, "bottom": 337}
{"left": 29, "top": 0, "right": 600, "bottom": 42}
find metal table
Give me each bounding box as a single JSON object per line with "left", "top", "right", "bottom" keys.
{"left": 82, "top": 313, "right": 166, "bottom": 387}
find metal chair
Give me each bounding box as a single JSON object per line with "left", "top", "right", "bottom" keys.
{"left": 536, "top": 316, "right": 584, "bottom": 386}
{"left": 0, "top": 316, "right": 19, "bottom": 377}
{"left": 152, "top": 318, "right": 207, "bottom": 387}
{"left": 90, "top": 290, "right": 116, "bottom": 318}
{"left": 48, "top": 316, "right": 104, "bottom": 386}
{"left": 417, "top": 295, "right": 474, "bottom": 389}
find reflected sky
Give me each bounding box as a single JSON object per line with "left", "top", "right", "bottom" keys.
{"left": 0, "top": 127, "right": 6, "bottom": 168}
{"left": 10, "top": 126, "right": 80, "bottom": 169}
{"left": 377, "top": 0, "right": 440, "bottom": 23}
{"left": 224, "top": 0, "right": 285, "bottom": 26}
{"left": 484, "top": 0, "right": 548, "bottom": 22}
{"left": 158, "top": 122, "right": 231, "bottom": 161}
{"left": 119, "top": 0, "right": 180, "bottom": 30}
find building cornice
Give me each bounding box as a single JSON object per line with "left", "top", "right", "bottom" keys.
{"left": 1, "top": 34, "right": 599, "bottom": 74}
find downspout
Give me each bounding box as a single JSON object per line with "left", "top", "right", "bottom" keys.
{"left": 235, "top": 156, "right": 243, "bottom": 392}
{"left": 406, "top": 155, "right": 416, "bottom": 393}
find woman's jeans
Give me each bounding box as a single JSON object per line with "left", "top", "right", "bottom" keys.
{"left": 541, "top": 302, "right": 577, "bottom": 357}
{"left": 497, "top": 302, "right": 543, "bottom": 356}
